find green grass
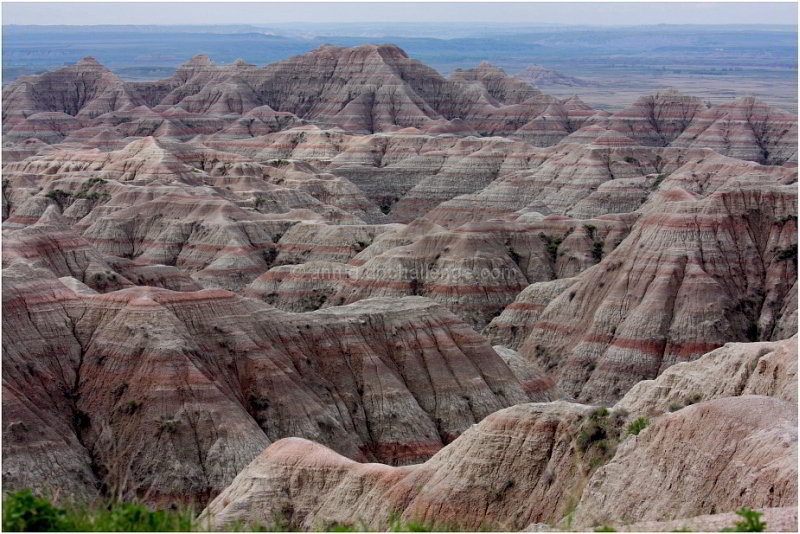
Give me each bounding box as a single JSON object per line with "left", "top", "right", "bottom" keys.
{"left": 722, "top": 508, "right": 768, "bottom": 532}
{"left": 2, "top": 490, "right": 195, "bottom": 532}
{"left": 626, "top": 417, "right": 650, "bottom": 435}
{"left": 8, "top": 488, "right": 760, "bottom": 532}
{"left": 2, "top": 490, "right": 453, "bottom": 532}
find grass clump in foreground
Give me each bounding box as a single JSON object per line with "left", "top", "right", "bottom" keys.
{"left": 3, "top": 490, "right": 195, "bottom": 532}
{"left": 722, "top": 507, "right": 767, "bottom": 532}
{"left": 2, "top": 490, "right": 452, "bottom": 532}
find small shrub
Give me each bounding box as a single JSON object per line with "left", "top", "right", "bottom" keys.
{"left": 683, "top": 393, "right": 702, "bottom": 406}
{"left": 159, "top": 418, "right": 179, "bottom": 434}
{"left": 577, "top": 421, "right": 607, "bottom": 452}
{"left": 595, "top": 526, "right": 617, "bottom": 532}
{"left": 387, "top": 512, "right": 436, "bottom": 532}
{"left": 623, "top": 156, "right": 638, "bottom": 164}
{"left": 329, "top": 524, "right": 358, "bottom": 532}
{"left": 254, "top": 196, "right": 266, "bottom": 208}
{"left": 627, "top": 417, "right": 650, "bottom": 435}
{"left": 721, "top": 507, "right": 767, "bottom": 532}
{"left": 591, "top": 241, "right": 605, "bottom": 263}
{"left": 539, "top": 232, "right": 564, "bottom": 262}
{"left": 668, "top": 402, "right": 682, "bottom": 412}
{"left": 590, "top": 407, "right": 609, "bottom": 419}
{"left": 746, "top": 322, "right": 760, "bottom": 342}
{"left": 2, "top": 489, "right": 65, "bottom": 532}
{"left": 652, "top": 173, "right": 668, "bottom": 187}
{"left": 120, "top": 400, "right": 142, "bottom": 415}
{"left": 248, "top": 393, "right": 270, "bottom": 411}
{"left": 45, "top": 189, "right": 73, "bottom": 207}
{"left": 583, "top": 224, "right": 597, "bottom": 240}
{"left": 111, "top": 382, "right": 128, "bottom": 398}
{"left": 776, "top": 244, "right": 797, "bottom": 266}
{"left": 73, "top": 409, "right": 91, "bottom": 429}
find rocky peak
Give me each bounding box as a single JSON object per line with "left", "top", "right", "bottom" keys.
{"left": 76, "top": 56, "right": 102, "bottom": 67}
{"left": 180, "top": 53, "right": 216, "bottom": 68}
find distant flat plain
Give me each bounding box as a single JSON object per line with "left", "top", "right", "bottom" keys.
{"left": 3, "top": 23, "right": 796, "bottom": 113}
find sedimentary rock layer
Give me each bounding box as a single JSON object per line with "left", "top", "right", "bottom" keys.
{"left": 3, "top": 249, "right": 546, "bottom": 503}
{"left": 201, "top": 391, "right": 797, "bottom": 531}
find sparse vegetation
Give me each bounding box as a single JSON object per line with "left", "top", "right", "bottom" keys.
{"left": 489, "top": 478, "right": 515, "bottom": 501}
{"left": 746, "top": 321, "right": 760, "bottom": 342}
{"left": 775, "top": 244, "right": 797, "bottom": 266}
{"left": 158, "top": 417, "right": 180, "bottom": 434}
{"left": 591, "top": 241, "right": 605, "bottom": 263}
{"left": 120, "top": 400, "right": 142, "bottom": 415}
{"left": 539, "top": 232, "right": 564, "bottom": 262}
{"left": 668, "top": 392, "right": 703, "bottom": 413}
{"left": 722, "top": 507, "right": 767, "bottom": 532}
{"left": 652, "top": 173, "right": 668, "bottom": 187}
{"left": 379, "top": 196, "right": 399, "bottom": 215}
{"left": 45, "top": 189, "right": 73, "bottom": 207}
{"left": 626, "top": 417, "right": 650, "bottom": 435}
{"left": 683, "top": 393, "right": 702, "bottom": 406}
{"left": 2, "top": 490, "right": 195, "bottom": 532}
{"left": 248, "top": 391, "right": 271, "bottom": 410}
{"left": 583, "top": 224, "right": 596, "bottom": 240}
{"left": 576, "top": 407, "right": 627, "bottom": 471}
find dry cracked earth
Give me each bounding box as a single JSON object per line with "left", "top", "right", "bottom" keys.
{"left": 1, "top": 43, "right": 798, "bottom": 531}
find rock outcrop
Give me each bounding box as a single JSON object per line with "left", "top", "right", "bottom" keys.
{"left": 2, "top": 42, "right": 797, "bottom": 521}
{"left": 201, "top": 393, "right": 797, "bottom": 531}
{"left": 616, "top": 336, "right": 798, "bottom": 416}
{"left": 3, "top": 247, "right": 543, "bottom": 503}
{"left": 574, "top": 396, "right": 797, "bottom": 527}
{"left": 200, "top": 402, "right": 597, "bottom": 531}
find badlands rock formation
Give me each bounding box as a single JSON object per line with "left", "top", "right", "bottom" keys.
{"left": 2, "top": 42, "right": 797, "bottom": 527}
{"left": 516, "top": 65, "right": 592, "bottom": 88}
{"left": 3, "top": 245, "right": 543, "bottom": 502}
{"left": 201, "top": 390, "right": 796, "bottom": 531}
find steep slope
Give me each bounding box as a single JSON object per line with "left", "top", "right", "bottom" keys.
{"left": 511, "top": 158, "right": 796, "bottom": 404}
{"left": 200, "top": 402, "right": 597, "bottom": 531}
{"left": 3, "top": 247, "right": 540, "bottom": 503}
{"left": 673, "top": 96, "right": 798, "bottom": 165}
{"left": 574, "top": 396, "right": 797, "bottom": 527}
{"left": 616, "top": 336, "right": 798, "bottom": 416}
{"left": 201, "top": 393, "right": 796, "bottom": 531}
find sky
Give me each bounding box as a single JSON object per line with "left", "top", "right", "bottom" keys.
{"left": 2, "top": 1, "right": 797, "bottom": 26}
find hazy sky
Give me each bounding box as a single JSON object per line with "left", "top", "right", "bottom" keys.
{"left": 2, "top": 2, "right": 797, "bottom": 26}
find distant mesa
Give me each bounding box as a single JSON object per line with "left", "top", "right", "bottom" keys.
{"left": 76, "top": 56, "right": 101, "bottom": 66}
{"left": 517, "top": 64, "right": 593, "bottom": 87}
